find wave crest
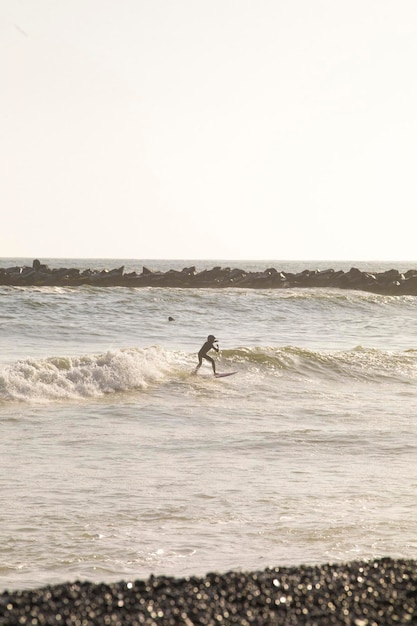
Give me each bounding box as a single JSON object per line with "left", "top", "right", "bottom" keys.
{"left": 222, "top": 346, "right": 417, "bottom": 382}
{"left": 2, "top": 344, "right": 416, "bottom": 403}
{"left": 0, "top": 347, "right": 182, "bottom": 402}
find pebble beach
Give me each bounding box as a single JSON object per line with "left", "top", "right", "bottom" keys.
{"left": 1, "top": 558, "right": 416, "bottom": 625}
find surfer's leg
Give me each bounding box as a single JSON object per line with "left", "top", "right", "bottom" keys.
{"left": 195, "top": 355, "right": 203, "bottom": 373}
{"left": 204, "top": 355, "right": 216, "bottom": 375}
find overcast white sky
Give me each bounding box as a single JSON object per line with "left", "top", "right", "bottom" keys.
{"left": 1, "top": 0, "right": 416, "bottom": 260}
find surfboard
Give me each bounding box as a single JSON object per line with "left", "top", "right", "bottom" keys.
{"left": 215, "top": 371, "right": 237, "bottom": 378}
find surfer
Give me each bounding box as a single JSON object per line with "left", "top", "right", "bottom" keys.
{"left": 195, "top": 335, "right": 219, "bottom": 375}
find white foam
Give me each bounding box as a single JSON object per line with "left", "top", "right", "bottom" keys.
{"left": 0, "top": 346, "right": 186, "bottom": 402}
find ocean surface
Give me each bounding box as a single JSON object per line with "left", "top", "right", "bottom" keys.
{"left": 1, "top": 258, "right": 417, "bottom": 592}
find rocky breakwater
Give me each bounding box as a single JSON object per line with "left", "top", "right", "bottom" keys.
{"left": 2, "top": 260, "right": 417, "bottom": 295}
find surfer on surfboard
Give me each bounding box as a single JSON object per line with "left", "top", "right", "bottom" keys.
{"left": 195, "top": 335, "right": 219, "bottom": 375}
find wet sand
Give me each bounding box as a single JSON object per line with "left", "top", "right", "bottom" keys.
{"left": 1, "top": 558, "right": 416, "bottom": 625}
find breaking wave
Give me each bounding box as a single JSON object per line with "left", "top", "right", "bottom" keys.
{"left": 1, "top": 344, "right": 416, "bottom": 404}
{"left": 0, "top": 346, "right": 190, "bottom": 403}
{"left": 222, "top": 346, "right": 417, "bottom": 383}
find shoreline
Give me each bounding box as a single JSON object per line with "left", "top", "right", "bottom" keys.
{"left": 2, "top": 260, "right": 417, "bottom": 295}
{"left": 1, "top": 558, "right": 416, "bottom": 625}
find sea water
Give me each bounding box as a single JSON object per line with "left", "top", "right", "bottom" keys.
{"left": 1, "top": 258, "right": 417, "bottom": 591}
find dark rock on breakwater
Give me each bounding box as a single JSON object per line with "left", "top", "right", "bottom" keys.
{"left": 2, "top": 260, "right": 417, "bottom": 295}
{"left": 1, "top": 558, "right": 417, "bottom": 625}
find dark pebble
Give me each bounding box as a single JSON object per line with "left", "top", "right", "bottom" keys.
{"left": 1, "top": 558, "right": 417, "bottom": 625}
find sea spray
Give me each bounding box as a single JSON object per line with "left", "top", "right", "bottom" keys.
{"left": 0, "top": 347, "right": 189, "bottom": 402}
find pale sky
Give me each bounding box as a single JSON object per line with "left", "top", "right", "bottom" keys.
{"left": 1, "top": 0, "right": 416, "bottom": 260}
